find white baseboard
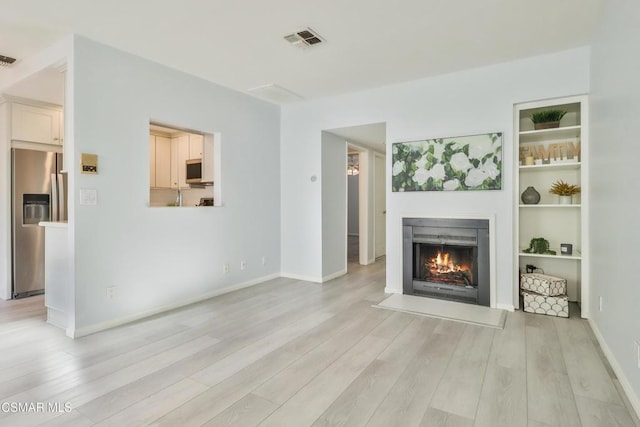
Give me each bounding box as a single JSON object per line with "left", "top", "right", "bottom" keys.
{"left": 588, "top": 319, "right": 640, "bottom": 420}
{"left": 497, "top": 303, "right": 515, "bottom": 312}
{"left": 280, "top": 272, "right": 323, "bottom": 283}
{"left": 384, "top": 287, "right": 400, "bottom": 294}
{"left": 71, "top": 273, "right": 280, "bottom": 338}
{"left": 322, "top": 269, "right": 347, "bottom": 283}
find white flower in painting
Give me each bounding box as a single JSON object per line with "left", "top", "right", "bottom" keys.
{"left": 413, "top": 163, "right": 445, "bottom": 186}
{"left": 468, "top": 138, "right": 494, "bottom": 160}
{"left": 429, "top": 163, "right": 446, "bottom": 181}
{"left": 443, "top": 179, "right": 460, "bottom": 191}
{"left": 481, "top": 159, "right": 500, "bottom": 179}
{"left": 392, "top": 160, "right": 405, "bottom": 176}
{"left": 392, "top": 145, "right": 398, "bottom": 155}
{"left": 412, "top": 168, "right": 430, "bottom": 185}
{"left": 415, "top": 155, "right": 428, "bottom": 169}
{"left": 450, "top": 152, "right": 472, "bottom": 172}
{"left": 432, "top": 143, "right": 445, "bottom": 160}
{"left": 465, "top": 168, "right": 488, "bottom": 187}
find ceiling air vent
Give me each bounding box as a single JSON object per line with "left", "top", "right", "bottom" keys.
{"left": 284, "top": 28, "right": 324, "bottom": 48}
{"left": 247, "top": 84, "right": 304, "bottom": 104}
{"left": 0, "top": 55, "right": 17, "bottom": 68}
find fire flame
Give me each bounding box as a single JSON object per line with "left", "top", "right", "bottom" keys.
{"left": 429, "top": 251, "right": 468, "bottom": 274}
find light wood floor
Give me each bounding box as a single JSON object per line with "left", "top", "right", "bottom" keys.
{"left": 0, "top": 259, "right": 638, "bottom": 427}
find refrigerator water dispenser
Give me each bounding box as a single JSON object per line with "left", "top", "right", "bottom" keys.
{"left": 23, "top": 194, "right": 50, "bottom": 225}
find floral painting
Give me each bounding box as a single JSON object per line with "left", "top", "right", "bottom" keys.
{"left": 392, "top": 133, "right": 502, "bottom": 192}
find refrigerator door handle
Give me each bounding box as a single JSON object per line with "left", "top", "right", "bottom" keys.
{"left": 57, "top": 173, "right": 65, "bottom": 221}
{"left": 51, "top": 173, "right": 58, "bottom": 222}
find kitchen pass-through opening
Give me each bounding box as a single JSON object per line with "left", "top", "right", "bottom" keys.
{"left": 148, "top": 122, "right": 220, "bottom": 207}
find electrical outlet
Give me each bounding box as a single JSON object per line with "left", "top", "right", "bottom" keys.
{"left": 240, "top": 260, "right": 247, "bottom": 270}
{"left": 599, "top": 296, "right": 603, "bottom": 312}
{"left": 106, "top": 286, "right": 117, "bottom": 300}
{"left": 262, "top": 256, "right": 267, "bottom": 266}
{"left": 223, "top": 263, "right": 230, "bottom": 274}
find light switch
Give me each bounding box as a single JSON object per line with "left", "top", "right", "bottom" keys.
{"left": 80, "top": 189, "right": 97, "bottom": 206}
{"left": 81, "top": 153, "right": 98, "bottom": 174}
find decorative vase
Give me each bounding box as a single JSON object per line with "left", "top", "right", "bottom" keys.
{"left": 534, "top": 121, "right": 560, "bottom": 130}
{"left": 521, "top": 186, "right": 541, "bottom": 205}
{"left": 558, "top": 195, "right": 572, "bottom": 205}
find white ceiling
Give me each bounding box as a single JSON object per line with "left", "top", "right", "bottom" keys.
{"left": 0, "top": 0, "right": 603, "bottom": 103}
{"left": 328, "top": 122, "right": 386, "bottom": 153}
{"left": 3, "top": 66, "right": 65, "bottom": 105}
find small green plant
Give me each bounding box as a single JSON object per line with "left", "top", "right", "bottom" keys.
{"left": 530, "top": 109, "right": 567, "bottom": 124}
{"left": 522, "top": 238, "right": 556, "bottom": 255}
{"left": 549, "top": 180, "right": 581, "bottom": 196}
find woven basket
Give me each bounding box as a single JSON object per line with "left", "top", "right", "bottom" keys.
{"left": 534, "top": 121, "right": 560, "bottom": 130}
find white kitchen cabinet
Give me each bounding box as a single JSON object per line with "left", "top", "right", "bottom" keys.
{"left": 189, "top": 134, "right": 203, "bottom": 160}
{"left": 171, "top": 135, "right": 190, "bottom": 189}
{"left": 11, "top": 102, "right": 63, "bottom": 145}
{"left": 169, "top": 133, "right": 205, "bottom": 189}
{"left": 152, "top": 135, "right": 172, "bottom": 188}
{"left": 514, "top": 96, "right": 588, "bottom": 316}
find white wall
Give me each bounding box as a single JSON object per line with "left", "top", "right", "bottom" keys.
{"left": 281, "top": 48, "right": 590, "bottom": 308}
{"left": 347, "top": 174, "right": 359, "bottom": 235}
{"left": 359, "top": 149, "right": 375, "bottom": 265}
{"left": 321, "top": 131, "right": 347, "bottom": 279}
{"left": 589, "top": 0, "right": 640, "bottom": 414}
{"left": 72, "top": 37, "right": 281, "bottom": 331}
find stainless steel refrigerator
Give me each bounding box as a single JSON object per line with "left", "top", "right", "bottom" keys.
{"left": 11, "top": 148, "right": 66, "bottom": 299}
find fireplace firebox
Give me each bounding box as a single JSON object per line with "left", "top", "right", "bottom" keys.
{"left": 403, "top": 218, "right": 490, "bottom": 306}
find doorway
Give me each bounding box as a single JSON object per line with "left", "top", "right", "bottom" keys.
{"left": 347, "top": 151, "right": 361, "bottom": 264}
{"left": 321, "top": 122, "right": 386, "bottom": 279}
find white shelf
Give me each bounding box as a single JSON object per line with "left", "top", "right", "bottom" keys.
{"left": 519, "top": 252, "right": 582, "bottom": 260}
{"left": 519, "top": 204, "right": 581, "bottom": 208}
{"left": 519, "top": 125, "right": 581, "bottom": 143}
{"left": 515, "top": 96, "right": 587, "bottom": 314}
{"left": 519, "top": 163, "right": 580, "bottom": 171}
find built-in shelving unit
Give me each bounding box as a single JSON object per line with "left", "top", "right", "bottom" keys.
{"left": 514, "top": 96, "right": 589, "bottom": 317}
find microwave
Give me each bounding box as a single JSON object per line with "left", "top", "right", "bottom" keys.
{"left": 185, "top": 159, "right": 204, "bottom": 184}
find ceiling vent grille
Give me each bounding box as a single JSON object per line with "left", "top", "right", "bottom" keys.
{"left": 247, "top": 84, "right": 304, "bottom": 104}
{"left": 284, "top": 28, "right": 324, "bottom": 48}
{"left": 0, "top": 55, "right": 17, "bottom": 68}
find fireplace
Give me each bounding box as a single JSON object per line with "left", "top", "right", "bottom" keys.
{"left": 403, "top": 218, "right": 490, "bottom": 306}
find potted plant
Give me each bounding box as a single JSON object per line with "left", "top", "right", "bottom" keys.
{"left": 522, "top": 237, "right": 556, "bottom": 255}
{"left": 530, "top": 109, "right": 567, "bottom": 130}
{"left": 549, "top": 180, "right": 581, "bottom": 204}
